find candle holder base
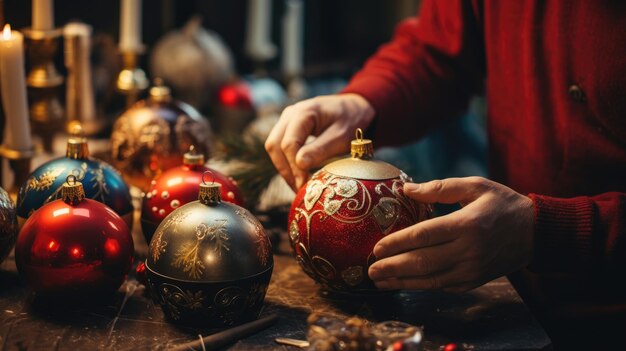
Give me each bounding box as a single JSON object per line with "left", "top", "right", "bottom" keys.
{"left": 0, "top": 146, "right": 35, "bottom": 200}
{"left": 116, "top": 50, "right": 149, "bottom": 108}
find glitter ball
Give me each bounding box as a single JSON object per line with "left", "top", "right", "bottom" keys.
{"left": 170, "top": 199, "right": 180, "bottom": 208}
{"left": 159, "top": 209, "right": 166, "bottom": 216}
{"left": 152, "top": 206, "right": 158, "bottom": 212}
{"left": 161, "top": 191, "right": 170, "bottom": 200}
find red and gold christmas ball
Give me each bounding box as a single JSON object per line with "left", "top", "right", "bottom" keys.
{"left": 140, "top": 146, "right": 244, "bottom": 243}
{"left": 110, "top": 80, "right": 213, "bottom": 191}
{"left": 15, "top": 176, "right": 134, "bottom": 297}
{"left": 288, "top": 129, "right": 432, "bottom": 294}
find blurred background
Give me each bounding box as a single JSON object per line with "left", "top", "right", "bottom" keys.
{"left": 2, "top": 0, "right": 487, "bottom": 206}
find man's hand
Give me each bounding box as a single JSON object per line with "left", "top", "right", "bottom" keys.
{"left": 265, "top": 94, "right": 375, "bottom": 191}
{"left": 368, "top": 177, "right": 535, "bottom": 293}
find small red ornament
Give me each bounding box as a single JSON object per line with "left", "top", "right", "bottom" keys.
{"left": 443, "top": 343, "right": 459, "bottom": 351}
{"left": 288, "top": 129, "right": 432, "bottom": 294}
{"left": 15, "top": 175, "right": 134, "bottom": 298}
{"left": 393, "top": 341, "right": 405, "bottom": 351}
{"left": 140, "top": 146, "right": 244, "bottom": 243}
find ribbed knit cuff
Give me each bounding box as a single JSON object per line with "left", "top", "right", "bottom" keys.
{"left": 528, "top": 194, "right": 595, "bottom": 273}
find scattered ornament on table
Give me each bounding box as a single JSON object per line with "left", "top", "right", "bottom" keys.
{"left": 0, "top": 187, "right": 17, "bottom": 265}
{"left": 141, "top": 145, "right": 244, "bottom": 243}
{"left": 144, "top": 172, "right": 273, "bottom": 327}
{"left": 307, "top": 313, "right": 423, "bottom": 351}
{"left": 288, "top": 129, "right": 432, "bottom": 294}
{"left": 111, "top": 79, "right": 213, "bottom": 191}
{"left": 15, "top": 175, "right": 134, "bottom": 298}
{"left": 150, "top": 16, "right": 234, "bottom": 110}
{"left": 213, "top": 80, "right": 255, "bottom": 134}
{"left": 17, "top": 123, "right": 133, "bottom": 229}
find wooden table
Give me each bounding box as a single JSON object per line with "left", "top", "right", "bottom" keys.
{"left": 0, "top": 223, "right": 551, "bottom": 351}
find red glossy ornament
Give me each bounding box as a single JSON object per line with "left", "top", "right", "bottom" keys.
{"left": 140, "top": 146, "right": 244, "bottom": 243}
{"left": 444, "top": 343, "right": 459, "bottom": 351}
{"left": 288, "top": 129, "right": 432, "bottom": 294}
{"left": 15, "top": 175, "right": 134, "bottom": 297}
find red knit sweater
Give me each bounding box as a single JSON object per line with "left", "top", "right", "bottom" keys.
{"left": 343, "top": 0, "right": 626, "bottom": 318}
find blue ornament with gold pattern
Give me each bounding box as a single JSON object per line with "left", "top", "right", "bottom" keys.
{"left": 17, "top": 124, "right": 133, "bottom": 228}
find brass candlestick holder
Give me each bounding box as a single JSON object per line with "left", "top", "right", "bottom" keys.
{"left": 116, "top": 50, "right": 149, "bottom": 108}
{"left": 23, "top": 28, "right": 64, "bottom": 154}
{"left": 0, "top": 145, "right": 35, "bottom": 200}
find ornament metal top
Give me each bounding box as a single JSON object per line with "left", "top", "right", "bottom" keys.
{"left": 145, "top": 172, "right": 272, "bottom": 327}
{"left": 17, "top": 124, "right": 133, "bottom": 228}
{"left": 141, "top": 145, "right": 244, "bottom": 243}
{"left": 15, "top": 175, "right": 134, "bottom": 297}
{"left": 0, "top": 187, "right": 17, "bottom": 265}
{"left": 288, "top": 129, "right": 432, "bottom": 294}
{"left": 111, "top": 79, "right": 213, "bottom": 191}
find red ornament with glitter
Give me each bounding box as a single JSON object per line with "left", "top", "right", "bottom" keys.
{"left": 288, "top": 129, "right": 432, "bottom": 294}
{"left": 140, "top": 146, "right": 245, "bottom": 243}
{"left": 15, "top": 175, "right": 134, "bottom": 297}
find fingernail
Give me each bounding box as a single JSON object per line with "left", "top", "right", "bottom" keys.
{"left": 374, "top": 280, "right": 390, "bottom": 289}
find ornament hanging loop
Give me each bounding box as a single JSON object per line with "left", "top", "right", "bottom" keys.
{"left": 199, "top": 171, "right": 221, "bottom": 205}
{"left": 355, "top": 128, "right": 364, "bottom": 141}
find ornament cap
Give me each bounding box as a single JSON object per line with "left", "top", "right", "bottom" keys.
{"left": 149, "top": 78, "right": 172, "bottom": 103}
{"left": 61, "top": 175, "right": 86, "bottom": 205}
{"left": 199, "top": 171, "right": 221, "bottom": 205}
{"left": 183, "top": 145, "right": 205, "bottom": 166}
{"left": 351, "top": 128, "right": 374, "bottom": 159}
{"left": 66, "top": 122, "right": 89, "bottom": 159}
{"left": 323, "top": 128, "right": 401, "bottom": 180}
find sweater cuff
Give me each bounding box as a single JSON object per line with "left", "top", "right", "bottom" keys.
{"left": 528, "top": 194, "right": 595, "bottom": 273}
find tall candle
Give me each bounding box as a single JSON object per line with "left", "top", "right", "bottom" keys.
{"left": 281, "top": 0, "right": 304, "bottom": 76}
{"left": 64, "top": 23, "right": 95, "bottom": 124}
{"left": 244, "top": 0, "right": 277, "bottom": 61}
{"left": 0, "top": 25, "right": 33, "bottom": 151}
{"left": 119, "top": 0, "right": 142, "bottom": 52}
{"left": 32, "top": 0, "right": 54, "bottom": 31}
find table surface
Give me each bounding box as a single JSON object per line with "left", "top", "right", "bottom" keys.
{"left": 0, "top": 225, "right": 551, "bottom": 351}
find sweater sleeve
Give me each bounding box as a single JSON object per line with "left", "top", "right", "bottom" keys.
{"left": 528, "top": 192, "right": 626, "bottom": 280}
{"left": 341, "top": 0, "right": 485, "bottom": 147}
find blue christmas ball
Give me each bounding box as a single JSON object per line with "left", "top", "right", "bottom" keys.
{"left": 17, "top": 131, "right": 133, "bottom": 228}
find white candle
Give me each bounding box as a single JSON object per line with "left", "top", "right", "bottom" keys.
{"left": 0, "top": 25, "right": 33, "bottom": 151}
{"left": 32, "top": 0, "right": 54, "bottom": 31}
{"left": 119, "top": 0, "right": 143, "bottom": 52}
{"left": 64, "top": 23, "right": 95, "bottom": 124}
{"left": 244, "top": 0, "right": 277, "bottom": 61}
{"left": 281, "top": 0, "right": 304, "bottom": 76}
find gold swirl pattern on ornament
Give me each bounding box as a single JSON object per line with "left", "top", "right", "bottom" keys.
{"left": 235, "top": 208, "right": 271, "bottom": 267}
{"left": 158, "top": 283, "right": 205, "bottom": 320}
{"left": 172, "top": 219, "right": 229, "bottom": 279}
{"left": 151, "top": 211, "right": 190, "bottom": 262}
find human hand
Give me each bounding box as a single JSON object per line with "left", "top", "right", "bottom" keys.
{"left": 368, "top": 177, "right": 535, "bottom": 292}
{"left": 265, "top": 94, "right": 375, "bottom": 191}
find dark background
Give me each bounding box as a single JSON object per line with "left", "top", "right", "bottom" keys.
{"left": 2, "top": 0, "right": 420, "bottom": 77}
